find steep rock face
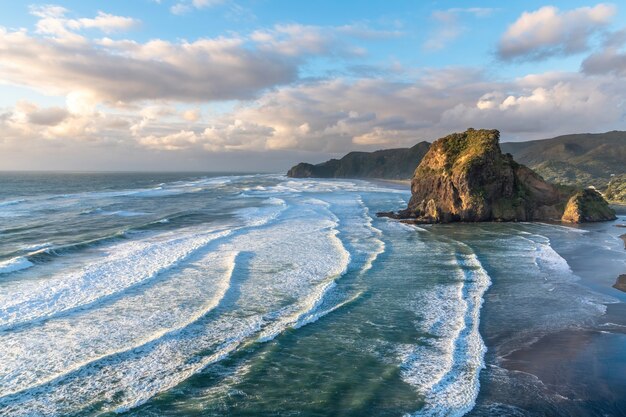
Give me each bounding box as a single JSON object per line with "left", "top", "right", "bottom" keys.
{"left": 287, "top": 142, "right": 430, "bottom": 179}
{"left": 398, "top": 129, "right": 563, "bottom": 222}
{"left": 614, "top": 275, "right": 626, "bottom": 293}
{"left": 561, "top": 188, "right": 617, "bottom": 223}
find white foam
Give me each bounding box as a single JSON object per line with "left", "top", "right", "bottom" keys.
{"left": 23, "top": 242, "right": 53, "bottom": 252}
{"left": 0, "top": 251, "right": 239, "bottom": 397}
{"left": 522, "top": 234, "right": 574, "bottom": 279}
{"left": 399, "top": 243, "right": 491, "bottom": 417}
{"left": 0, "top": 192, "right": 358, "bottom": 415}
{"left": 0, "top": 228, "right": 232, "bottom": 330}
{"left": 0, "top": 257, "right": 34, "bottom": 275}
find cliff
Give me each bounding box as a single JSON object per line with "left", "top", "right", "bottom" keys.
{"left": 381, "top": 129, "right": 615, "bottom": 224}
{"left": 287, "top": 142, "right": 430, "bottom": 179}
{"left": 561, "top": 188, "right": 617, "bottom": 223}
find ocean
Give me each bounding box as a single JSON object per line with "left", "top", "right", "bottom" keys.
{"left": 0, "top": 172, "right": 624, "bottom": 417}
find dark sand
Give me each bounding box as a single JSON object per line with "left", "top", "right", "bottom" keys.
{"left": 500, "top": 303, "right": 626, "bottom": 416}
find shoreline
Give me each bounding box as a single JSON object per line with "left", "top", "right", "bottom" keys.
{"left": 375, "top": 178, "right": 411, "bottom": 185}
{"left": 486, "top": 303, "right": 626, "bottom": 415}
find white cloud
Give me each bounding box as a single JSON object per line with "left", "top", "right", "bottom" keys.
{"left": 2, "top": 65, "right": 625, "bottom": 162}
{"left": 170, "top": 0, "right": 225, "bottom": 15}
{"left": 0, "top": 12, "right": 388, "bottom": 106}
{"left": 0, "top": 27, "right": 298, "bottom": 103}
{"left": 29, "top": 5, "right": 138, "bottom": 40}
{"left": 498, "top": 4, "right": 616, "bottom": 61}
{"left": 84, "top": 68, "right": 617, "bottom": 154}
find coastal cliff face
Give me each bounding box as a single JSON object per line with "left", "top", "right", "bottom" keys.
{"left": 561, "top": 188, "right": 616, "bottom": 223}
{"left": 386, "top": 128, "right": 615, "bottom": 224}
{"left": 399, "top": 129, "right": 563, "bottom": 222}
{"left": 287, "top": 142, "right": 430, "bottom": 179}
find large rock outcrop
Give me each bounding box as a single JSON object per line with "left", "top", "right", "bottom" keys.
{"left": 287, "top": 142, "right": 430, "bottom": 180}
{"left": 382, "top": 128, "right": 615, "bottom": 223}
{"left": 561, "top": 188, "right": 616, "bottom": 223}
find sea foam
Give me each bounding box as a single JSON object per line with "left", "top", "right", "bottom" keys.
{"left": 0, "top": 257, "right": 34, "bottom": 275}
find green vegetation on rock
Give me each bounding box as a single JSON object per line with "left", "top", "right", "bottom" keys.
{"left": 382, "top": 128, "right": 615, "bottom": 224}
{"left": 605, "top": 174, "right": 626, "bottom": 204}
{"left": 561, "top": 188, "right": 616, "bottom": 223}
{"left": 403, "top": 129, "right": 564, "bottom": 222}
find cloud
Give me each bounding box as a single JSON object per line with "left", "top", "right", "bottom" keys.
{"left": 2, "top": 66, "right": 626, "bottom": 165}
{"left": 251, "top": 24, "right": 366, "bottom": 57}
{"left": 423, "top": 8, "right": 496, "bottom": 51}
{"left": 0, "top": 28, "right": 299, "bottom": 103}
{"left": 29, "top": 5, "right": 138, "bottom": 40}
{"left": 441, "top": 72, "right": 625, "bottom": 134}
{"left": 122, "top": 68, "right": 625, "bottom": 153}
{"left": 0, "top": 12, "right": 390, "bottom": 105}
{"left": 498, "top": 4, "right": 616, "bottom": 61}
{"left": 581, "top": 27, "right": 626, "bottom": 76}
{"left": 170, "top": 0, "right": 225, "bottom": 15}
{"left": 582, "top": 47, "right": 626, "bottom": 76}
{"left": 27, "top": 106, "right": 70, "bottom": 126}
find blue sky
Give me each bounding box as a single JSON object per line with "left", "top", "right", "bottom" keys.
{"left": 0, "top": 1, "right": 625, "bottom": 170}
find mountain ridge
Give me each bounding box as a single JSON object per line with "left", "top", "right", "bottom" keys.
{"left": 287, "top": 130, "right": 626, "bottom": 202}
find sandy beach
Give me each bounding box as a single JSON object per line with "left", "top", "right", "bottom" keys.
{"left": 496, "top": 303, "right": 626, "bottom": 416}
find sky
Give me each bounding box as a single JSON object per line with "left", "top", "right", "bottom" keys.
{"left": 1, "top": 1, "right": 626, "bottom": 171}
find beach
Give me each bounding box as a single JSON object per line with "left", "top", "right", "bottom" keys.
{"left": 0, "top": 173, "right": 624, "bottom": 416}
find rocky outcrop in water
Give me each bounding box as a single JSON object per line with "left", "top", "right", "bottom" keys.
{"left": 379, "top": 129, "right": 615, "bottom": 224}
{"left": 561, "top": 188, "right": 617, "bottom": 223}
{"left": 614, "top": 275, "right": 626, "bottom": 292}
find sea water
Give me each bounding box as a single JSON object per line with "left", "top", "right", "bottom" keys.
{"left": 0, "top": 172, "right": 624, "bottom": 416}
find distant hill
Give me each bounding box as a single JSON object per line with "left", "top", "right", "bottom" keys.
{"left": 287, "top": 142, "right": 430, "bottom": 179}
{"left": 501, "top": 131, "right": 626, "bottom": 190}
{"left": 287, "top": 131, "right": 626, "bottom": 202}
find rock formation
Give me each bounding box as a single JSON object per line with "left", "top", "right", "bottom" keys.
{"left": 561, "top": 188, "right": 617, "bottom": 223}
{"left": 380, "top": 128, "right": 616, "bottom": 224}
{"left": 614, "top": 275, "right": 626, "bottom": 293}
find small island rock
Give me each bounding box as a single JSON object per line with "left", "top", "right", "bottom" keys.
{"left": 561, "top": 188, "right": 617, "bottom": 223}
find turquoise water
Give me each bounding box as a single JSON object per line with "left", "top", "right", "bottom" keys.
{"left": 0, "top": 173, "right": 624, "bottom": 416}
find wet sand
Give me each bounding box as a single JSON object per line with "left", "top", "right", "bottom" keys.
{"left": 499, "top": 303, "right": 626, "bottom": 416}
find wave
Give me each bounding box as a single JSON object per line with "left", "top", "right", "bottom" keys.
{"left": 0, "top": 193, "right": 355, "bottom": 416}
{"left": 0, "top": 251, "right": 239, "bottom": 399}
{"left": 0, "top": 198, "right": 25, "bottom": 208}
{"left": 0, "top": 256, "right": 34, "bottom": 275}
{"left": 515, "top": 233, "right": 574, "bottom": 279}
{"left": 398, "top": 240, "right": 491, "bottom": 417}
{"left": 0, "top": 228, "right": 234, "bottom": 331}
